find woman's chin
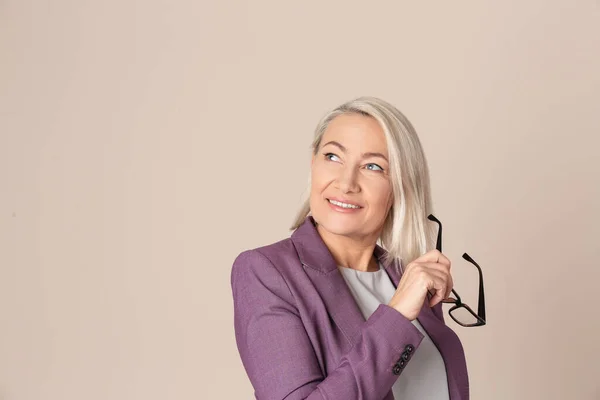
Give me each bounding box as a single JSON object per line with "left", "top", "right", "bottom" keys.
{"left": 316, "top": 215, "right": 364, "bottom": 237}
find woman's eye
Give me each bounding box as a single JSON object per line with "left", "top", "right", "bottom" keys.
{"left": 324, "top": 153, "right": 340, "bottom": 162}
{"left": 365, "top": 163, "right": 384, "bottom": 172}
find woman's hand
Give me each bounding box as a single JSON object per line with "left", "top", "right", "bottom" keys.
{"left": 387, "top": 249, "right": 453, "bottom": 321}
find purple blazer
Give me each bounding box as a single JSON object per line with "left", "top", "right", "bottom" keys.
{"left": 231, "top": 216, "right": 469, "bottom": 400}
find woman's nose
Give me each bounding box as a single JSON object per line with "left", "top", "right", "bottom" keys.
{"left": 336, "top": 167, "right": 360, "bottom": 193}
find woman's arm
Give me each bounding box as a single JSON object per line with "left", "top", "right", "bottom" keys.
{"left": 231, "top": 249, "right": 425, "bottom": 400}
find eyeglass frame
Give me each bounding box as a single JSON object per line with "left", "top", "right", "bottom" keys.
{"left": 427, "top": 214, "right": 487, "bottom": 327}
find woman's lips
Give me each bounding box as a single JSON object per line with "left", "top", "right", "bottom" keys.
{"left": 326, "top": 198, "right": 363, "bottom": 213}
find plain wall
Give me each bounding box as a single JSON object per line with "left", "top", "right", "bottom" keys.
{"left": 1, "top": 1, "right": 599, "bottom": 399}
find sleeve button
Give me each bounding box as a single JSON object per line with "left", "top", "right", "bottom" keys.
{"left": 405, "top": 344, "right": 415, "bottom": 353}
{"left": 392, "top": 364, "right": 402, "bottom": 375}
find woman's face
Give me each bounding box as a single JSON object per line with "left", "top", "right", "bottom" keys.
{"left": 310, "top": 113, "right": 394, "bottom": 241}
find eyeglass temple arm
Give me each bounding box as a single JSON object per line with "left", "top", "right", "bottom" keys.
{"left": 462, "top": 253, "right": 486, "bottom": 321}
{"left": 428, "top": 214, "right": 465, "bottom": 303}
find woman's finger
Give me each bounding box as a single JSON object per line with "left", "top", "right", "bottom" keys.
{"left": 418, "top": 261, "right": 451, "bottom": 274}
{"left": 412, "top": 249, "right": 443, "bottom": 264}
{"left": 436, "top": 251, "right": 452, "bottom": 269}
{"left": 413, "top": 249, "right": 451, "bottom": 269}
{"left": 428, "top": 275, "right": 449, "bottom": 307}
{"left": 421, "top": 268, "right": 454, "bottom": 306}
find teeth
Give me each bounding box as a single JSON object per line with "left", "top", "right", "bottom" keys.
{"left": 329, "top": 199, "right": 360, "bottom": 209}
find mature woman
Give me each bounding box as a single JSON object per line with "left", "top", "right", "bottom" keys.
{"left": 231, "top": 96, "right": 469, "bottom": 400}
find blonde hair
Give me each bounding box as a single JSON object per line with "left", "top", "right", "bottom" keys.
{"left": 291, "top": 96, "right": 437, "bottom": 268}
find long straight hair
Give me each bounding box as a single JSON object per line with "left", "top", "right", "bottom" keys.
{"left": 291, "top": 96, "right": 436, "bottom": 268}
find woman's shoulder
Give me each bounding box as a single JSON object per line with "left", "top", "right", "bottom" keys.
{"left": 230, "top": 236, "right": 301, "bottom": 303}
{"left": 233, "top": 236, "right": 299, "bottom": 269}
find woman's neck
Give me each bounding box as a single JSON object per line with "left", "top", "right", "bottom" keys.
{"left": 316, "top": 223, "right": 380, "bottom": 272}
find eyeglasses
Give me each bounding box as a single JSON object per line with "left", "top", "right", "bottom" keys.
{"left": 428, "top": 214, "right": 486, "bottom": 327}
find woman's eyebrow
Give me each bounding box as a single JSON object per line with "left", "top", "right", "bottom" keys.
{"left": 322, "top": 141, "right": 388, "bottom": 162}
{"left": 362, "top": 151, "right": 388, "bottom": 162}
{"left": 322, "top": 141, "right": 346, "bottom": 152}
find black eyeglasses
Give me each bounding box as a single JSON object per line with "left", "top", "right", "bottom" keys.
{"left": 428, "top": 214, "right": 486, "bottom": 327}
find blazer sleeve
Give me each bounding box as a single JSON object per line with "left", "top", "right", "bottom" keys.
{"left": 231, "top": 249, "right": 426, "bottom": 400}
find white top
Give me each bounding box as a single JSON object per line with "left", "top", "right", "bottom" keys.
{"left": 338, "top": 263, "right": 450, "bottom": 400}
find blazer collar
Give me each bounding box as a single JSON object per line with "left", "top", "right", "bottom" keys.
{"left": 290, "top": 215, "right": 399, "bottom": 274}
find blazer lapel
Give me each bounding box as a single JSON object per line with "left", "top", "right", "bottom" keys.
{"left": 415, "top": 295, "right": 466, "bottom": 399}
{"left": 290, "top": 216, "right": 403, "bottom": 348}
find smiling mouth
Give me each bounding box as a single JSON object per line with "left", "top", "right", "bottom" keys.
{"left": 327, "top": 198, "right": 362, "bottom": 209}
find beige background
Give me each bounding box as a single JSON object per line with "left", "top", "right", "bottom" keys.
{"left": 1, "top": 1, "right": 599, "bottom": 399}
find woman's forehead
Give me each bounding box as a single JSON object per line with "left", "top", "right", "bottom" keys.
{"left": 321, "top": 115, "right": 388, "bottom": 153}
